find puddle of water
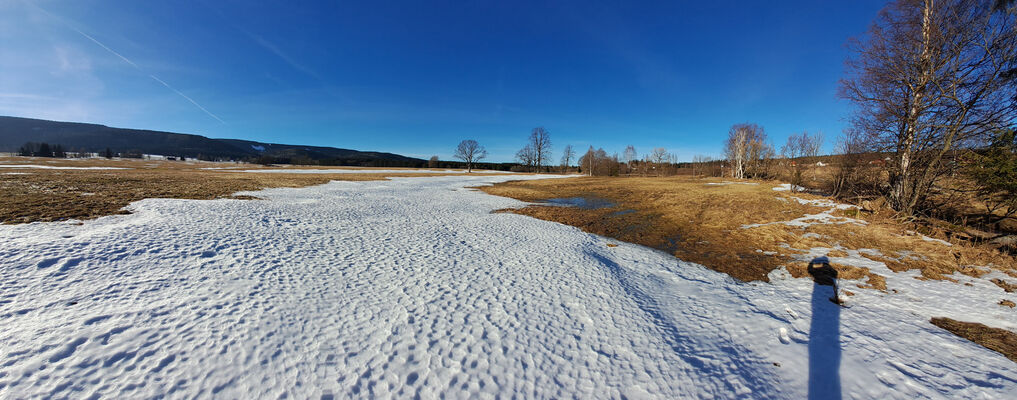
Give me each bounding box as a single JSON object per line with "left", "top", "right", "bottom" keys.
{"left": 542, "top": 196, "right": 616, "bottom": 209}
{"left": 611, "top": 209, "right": 636, "bottom": 216}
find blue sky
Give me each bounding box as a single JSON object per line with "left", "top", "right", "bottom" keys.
{"left": 1, "top": 0, "right": 887, "bottom": 162}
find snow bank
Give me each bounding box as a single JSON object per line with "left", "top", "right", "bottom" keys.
{"left": 0, "top": 175, "right": 1014, "bottom": 399}
{"left": 773, "top": 183, "right": 806, "bottom": 192}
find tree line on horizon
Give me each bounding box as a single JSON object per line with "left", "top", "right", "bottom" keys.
{"left": 16, "top": 142, "right": 182, "bottom": 160}
{"left": 451, "top": 127, "right": 690, "bottom": 176}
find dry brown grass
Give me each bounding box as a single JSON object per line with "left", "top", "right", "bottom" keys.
{"left": 481, "top": 176, "right": 1016, "bottom": 287}
{"left": 930, "top": 317, "right": 1017, "bottom": 363}
{"left": 991, "top": 278, "right": 1017, "bottom": 293}
{"left": 0, "top": 157, "right": 486, "bottom": 224}
{"left": 1000, "top": 300, "right": 1016, "bottom": 308}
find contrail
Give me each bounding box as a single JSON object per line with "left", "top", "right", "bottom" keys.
{"left": 27, "top": 1, "right": 225, "bottom": 124}
{"left": 67, "top": 25, "right": 139, "bottom": 69}
{"left": 148, "top": 75, "right": 225, "bottom": 124}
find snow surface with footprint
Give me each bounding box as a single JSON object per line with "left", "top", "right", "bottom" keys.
{"left": 1, "top": 175, "right": 1015, "bottom": 399}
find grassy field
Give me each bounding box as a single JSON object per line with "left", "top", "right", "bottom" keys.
{"left": 482, "top": 176, "right": 1017, "bottom": 290}
{"left": 0, "top": 157, "right": 496, "bottom": 224}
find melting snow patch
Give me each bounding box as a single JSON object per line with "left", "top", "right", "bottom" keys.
{"left": 772, "top": 183, "right": 806, "bottom": 192}
{"left": 744, "top": 197, "right": 864, "bottom": 229}
{"left": 791, "top": 196, "right": 857, "bottom": 210}
{"left": 704, "top": 181, "right": 759, "bottom": 186}
{"left": 920, "top": 235, "right": 953, "bottom": 246}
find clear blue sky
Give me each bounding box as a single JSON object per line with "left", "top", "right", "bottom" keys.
{"left": 1, "top": 0, "right": 887, "bottom": 162}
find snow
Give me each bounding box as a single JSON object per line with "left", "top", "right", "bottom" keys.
{"left": 920, "top": 234, "right": 954, "bottom": 247}
{"left": 704, "top": 181, "right": 759, "bottom": 186}
{"left": 226, "top": 168, "right": 512, "bottom": 174}
{"left": 773, "top": 183, "right": 807, "bottom": 192}
{"left": 743, "top": 196, "right": 865, "bottom": 229}
{"left": 251, "top": 145, "right": 266, "bottom": 151}
{"left": 0, "top": 165, "right": 129, "bottom": 170}
{"left": 1, "top": 175, "right": 1015, "bottom": 399}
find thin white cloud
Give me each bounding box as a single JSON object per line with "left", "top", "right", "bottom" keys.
{"left": 25, "top": 1, "right": 225, "bottom": 124}
{"left": 246, "top": 32, "right": 322, "bottom": 81}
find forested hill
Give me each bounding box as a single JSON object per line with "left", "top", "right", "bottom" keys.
{"left": 0, "top": 116, "right": 424, "bottom": 166}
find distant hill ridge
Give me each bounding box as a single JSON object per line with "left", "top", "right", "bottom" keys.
{"left": 0, "top": 116, "right": 424, "bottom": 167}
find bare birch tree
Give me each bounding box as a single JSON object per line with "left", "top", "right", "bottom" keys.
{"left": 622, "top": 145, "right": 637, "bottom": 173}
{"left": 453, "top": 139, "right": 487, "bottom": 173}
{"left": 841, "top": 0, "right": 1017, "bottom": 215}
{"left": 724, "top": 123, "right": 768, "bottom": 179}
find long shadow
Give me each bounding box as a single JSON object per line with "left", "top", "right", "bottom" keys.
{"left": 584, "top": 250, "right": 779, "bottom": 397}
{"left": 807, "top": 256, "right": 842, "bottom": 400}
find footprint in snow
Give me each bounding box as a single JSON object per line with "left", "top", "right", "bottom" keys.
{"left": 37, "top": 258, "right": 61, "bottom": 269}
{"left": 778, "top": 327, "right": 791, "bottom": 344}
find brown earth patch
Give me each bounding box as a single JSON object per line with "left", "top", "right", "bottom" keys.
{"left": 930, "top": 317, "right": 1017, "bottom": 363}
{"left": 991, "top": 278, "right": 1017, "bottom": 293}
{"left": 1000, "top": 300, "right": 1016, "bottom": 308}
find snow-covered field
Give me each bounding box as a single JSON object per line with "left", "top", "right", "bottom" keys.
{"left": 1, "top": 175, "right": 1015, "bottom": 399}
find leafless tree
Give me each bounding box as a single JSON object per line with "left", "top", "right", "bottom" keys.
{"left": 578, "top": 147, "right": 621, "bottom": 176}
{"left": 804, "top": 131, "right": 824, "bottom": 159}
{"left": 831, "top": 128, "right": 871, "bottom": 198}
{"left": 428, "top": 155, "right": 439, "bottom": 168}
{"left": 692, "top": 155, "right": 712, "bottom": 177}
{"left": 724, "top": 123, "right": 769, "bottom": 179}
{"left": 453, "top": 139, "right": 487, "bottom": 173}
{"left": 622, "top": 145, "right": 637, "bottom": 172}
{"left": 644, "top": 147, "right": 667, "bottom": 176}
{"left": 727, "top": 129, "right": 748, "bottom": 179}
{"left": 840, "top": 0, "right": 1017, "bottom": 215}
{"left": 516, "top": 145, "right": 536, "bottom": 171}
{"left": 560, "top": 144, "right": 575, "bottom": 173}
{"left": 781, "top": 132, "right": 807, "bottom": 192}
{"left": 649, "top": 147, "right": 668, "bottom": 164}
{"left": 524, "top": 127, "right": 553, "bottom": 172}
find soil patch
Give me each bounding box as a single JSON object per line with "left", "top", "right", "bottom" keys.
{"left": 930, "top": 317, "right": 1017, "bottom": 363}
